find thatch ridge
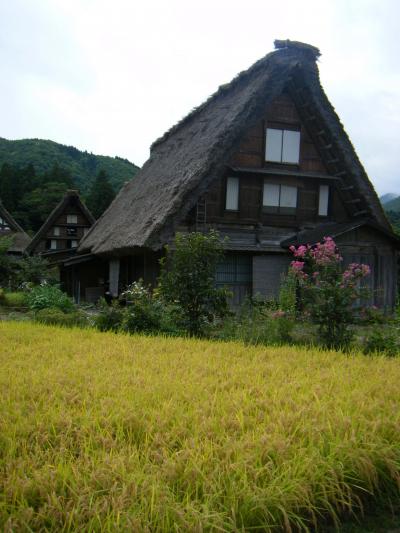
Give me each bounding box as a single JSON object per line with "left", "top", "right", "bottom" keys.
{"left": 80, "top": 41, "right": 391, "bottom": 256}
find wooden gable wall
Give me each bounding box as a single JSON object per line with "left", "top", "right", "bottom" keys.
{"left": 33, "top": 198, "right": 93, "bottom": 255}
{"left": 186, "top": 91, "right": 350, "bottom": 229}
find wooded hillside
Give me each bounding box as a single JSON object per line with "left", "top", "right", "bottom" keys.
{"left": 0, "top": 137, "right": 139, "bottom": 194}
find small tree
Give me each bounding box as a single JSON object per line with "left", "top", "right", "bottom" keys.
{"left": 86, "top": 170, "right": 115, "bottom": 219}
{"left": 158, "top": 231, "right": 229, "bottom": 336}
{"left": 289, "top": 237, "right": 370, "bottom": 350}
{"left": 12, "top": 255, "right": 57, "bottom": 289}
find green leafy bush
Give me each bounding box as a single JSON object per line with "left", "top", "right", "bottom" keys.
{"left": 33, "top": 308, "right": 89, "bottom": 328}
{"left": 158, "top": 231, "right": 229, "bottom": 336}
{"left": 215, "top": 300, "right": 295, "bottom": 346}
{"left": 26, "top": 285, "right": 74, "bottom": 312}
{"left": 363, "top": 326, "right": 399, "bottom": 357}
{"left": 93, "top": 299, "right": 125, "bottom": 332}
{"left": 120, "top": 281, "right": 163, "bottom": 334}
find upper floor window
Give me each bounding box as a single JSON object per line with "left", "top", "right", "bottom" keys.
{"left": 53, "top": 226, "right": 60, "bottom": 236}
{"left": 67, "top": 227, "right": 77, "bottom": 236}
{"left": 46, "top": 239, "right": 57, "bottom": 250}
{"left": 225, "top": 177, "right": 239, "bottom": 211}
{"left": 318, "top": 184, "right": 329, "bottom": 216}
{"left": 67, "top": 214, "right": 78, "bottom": 224}
{"left": 67, "top": 240, "right": 78, "bottom": 249}
{"left": 265, "top": 128, "right": 300, "bottom": 164}
{"left": 263, "top": 183, "right": 297, "bottom": 214}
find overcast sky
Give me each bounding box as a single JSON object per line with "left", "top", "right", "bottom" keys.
{"left": 1, "top": 0, "right": 399, "bottom": 195}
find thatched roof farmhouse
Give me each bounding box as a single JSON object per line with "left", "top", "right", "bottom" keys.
{"left": 0, "top": 201, "right": 31, "bottom": 255}
{"left": 66, "top": 40, "right": 398, "bottom": 307}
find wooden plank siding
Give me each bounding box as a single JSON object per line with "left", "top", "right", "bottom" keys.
{"left": 186, "top": 91, "right": 350, "bottom": 230}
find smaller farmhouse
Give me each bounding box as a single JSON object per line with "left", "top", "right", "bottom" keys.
{"left": 0, "top": 201, "right": 31, "bottom": 255}
{"left": 26, "top": 190, "right": 95, "bottom": 264}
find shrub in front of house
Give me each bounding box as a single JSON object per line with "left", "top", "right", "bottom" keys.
{"left": 158, "top": 231, "right": 230, "bottom": 336}
{"left": 363, "top": 326, "right": 399, "bottom": 357}
{"left": 2, "top": 291, "right": 28, "bottom": 308}
{"left": 93, "top": 299, "right": 125, "bottom": 332}
{"left": 25, "top": 284, "right": 74, "bottom": 313}
{"left": 33, "top": 308, "right": 89, "bottom": 328}
{"left": 289, "top": 237, "right": 371, "bottom": 350}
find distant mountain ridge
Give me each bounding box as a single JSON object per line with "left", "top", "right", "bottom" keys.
{"left": 0, "top": 137, "right": 139, "bottom": 193}
{"left": 383, "top": 196, "right": 400, "bottom": 213}
{"left": 380, "top": 193, "right": 398, "bottom": 205}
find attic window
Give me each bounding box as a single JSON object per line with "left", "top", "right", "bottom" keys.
{"left": 318, "top": 184, "right": 329, "bottom": 216}
{"left": 263, "top": 182, "right": 297, "bottom": 214}
{"left": 67, "top": 214, "right": 78, "bottom": 224}
{"left": 225, "top": 177, "right": 239, "bottom": 211}
{"left": 265, "top": 128, "right": 300, "bottom": 164}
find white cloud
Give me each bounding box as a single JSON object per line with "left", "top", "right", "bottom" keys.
{"left": 1, "top": 0, "right": 399, "bottom": 194}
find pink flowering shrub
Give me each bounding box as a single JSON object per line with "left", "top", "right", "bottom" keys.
{"left": 289, "top": 237, "right": 371, "bottom": 349}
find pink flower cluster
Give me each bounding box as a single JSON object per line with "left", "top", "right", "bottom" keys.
{"left": 341, "top": 263, "right": 371, "bottom": 286}
{"left": 310, "top": 236, "right": 342, "bottom": 266}
{"left": 289, "top": 244, "right": 310, "bottom": 258}
{"left": 290, "top": 237, "right": 342, "bottom": 266}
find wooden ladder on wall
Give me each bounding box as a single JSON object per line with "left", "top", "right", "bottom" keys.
{"left": 196, "top": 197, "right": 207, "bottom": 231}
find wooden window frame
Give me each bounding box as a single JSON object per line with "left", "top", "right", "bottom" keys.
{"left": 263, "top": 182, "right": 298, "bottom": 215}
{"left": 265, "top": 126, "right": 301, "bottom": 164}
{"left": 225, "top": 176, "right": 240, "bottom": 212}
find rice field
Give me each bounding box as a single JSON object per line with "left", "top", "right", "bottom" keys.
{"left": 1, "top": 322, "right": 400, "bottom": 532}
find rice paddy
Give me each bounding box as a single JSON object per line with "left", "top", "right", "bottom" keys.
{"left": 1, "top": 322, "right": 399, "bottom": 531}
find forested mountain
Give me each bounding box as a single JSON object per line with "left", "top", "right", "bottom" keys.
{"left": 380, "top": 193, "right": 398, "bottom": 206}
{"left": 384, "top": 196, "right": 400, "bottom": 213}
{"left": 0, "top": 137, "right": 139, "bottom": 194}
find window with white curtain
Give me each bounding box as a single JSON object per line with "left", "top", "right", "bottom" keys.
{"left": 225, "top": 177, "right": 239, "bottom": 211}
{"left": 263, "top": 182, "right": 297, "bottom": 214}
{"left": 318, "top": 184, "right": 329, "bottom": 216}
{"left": 265, "top": 128, "right": 301, "bottom": 164}
{"left": 67, "top": 214, "right": 78, "bottom": 224}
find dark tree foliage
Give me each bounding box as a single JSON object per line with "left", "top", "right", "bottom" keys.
{"left": 0, "top": 235, "right": 14, "bottom": 287}
{"left": 86, "top": 170, "right": 115, "bottom": 219}
{"left": 158, "top": 231, "right": 229, "bottom": 336}
{"left": 386, "top": 210, "right": 400, "bottom": 235}
{"left": 0, "top": 162, "right": 75, "bottom": 232}
{"left": 0, "top": 137, "right": 138, "bottom": 193}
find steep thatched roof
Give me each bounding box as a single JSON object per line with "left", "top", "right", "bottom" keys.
{"left": 26, "top": 190, "right": 95, "bottom": 255}
{"left": 0, "top": 201, "right": 31, "bottom": 254}
{"left": 80, "top": 39, "right": 390, "bottom": 256}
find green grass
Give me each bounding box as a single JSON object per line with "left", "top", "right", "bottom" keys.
{"left": 1, "top": 322, "right": 400, "bottom": 531}
{"left": 1, "top": 291, "right": 27, "bottom": 308}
